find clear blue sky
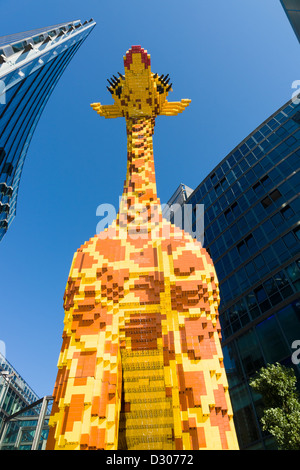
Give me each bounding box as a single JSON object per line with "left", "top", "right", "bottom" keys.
{"left": 0, "top": 0, "right": 299, "bottom": 397}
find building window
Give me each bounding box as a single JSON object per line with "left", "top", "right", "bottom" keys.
{"left": 285, "top": 135, "right": 297, "bottom": 147}
{"left": 254, "top": 286, "right": 267, "bottom": 304}
{"left": 12, "top": 41, "right": 26, "bottom": 53}
{"left": 292, "top": 111, "right": 300, "bottom": 124}
{"left": 0, "top": 147, "right": 5, "bottom": 165}
{"left": 294, "top": 227, "right": 300, "bottom": 240}
{"left": 252, "top": 226, "right": 265, "bottom": 245}
{"left": 273, "top": 270, "right": 290, "bottom": 291}
{"left": 2, "top": 162, "right": 13, "bottom": 175}
{"left": 236, "top": 329, "right": 264, "bottom": 376}
{"left": 210, "top": 172, "right": 217, "bottom": 185}
{"left": 270, "top": 212, "right": 283, "bottom": 228}
{"left": 261, "top": 188, "right": 282, "bottom": 209}
{"left": 224, "top": 208, "right": 233, "bottom": 224}
{"left": 237, "top": 240, "right": 247, "bottom": 256}
{"left": 260, "top": 175, "right": 269, "bottom": 186}
{"left": 215, "top": 183, "right": 222, "bottom": 196}
{"left": 261, "top": 195, "right": 272, "bottom": 209}
{"left": 231, "top": 201, "right": 241, "bottom": 217}
{"left": 253, "top": 254, "right": 266, "bottom": 271}
{"left": 273, "top": 188, "right": 283, "bottom": 202}
{"left": 222, "top": 343, "right": 244, "bottom": 387}
{"left": 281, "top": 205, "right": 294, "bottom": 220}
{"left": 252, "top": 181, "right": 264, "bottom": 196}
{"left": 283, "top": 231, "right": 298, "bottom": 252}
{"left": 277, "top": 302, "right": 300, "bottom": 348}
{"left": 286, "top": 260, "right": 300, "bottom": 290}
{"left": 32, "top": 34, "right": 44, "bottom": 44}
{"left": 256, "top": 314, "right": 291, "bottom": 364}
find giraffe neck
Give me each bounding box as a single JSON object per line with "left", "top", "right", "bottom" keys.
{"left": 117, "top": 117, "right": 162, "bottom": 237}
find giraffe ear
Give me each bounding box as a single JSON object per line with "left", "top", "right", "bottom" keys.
{"left": 159, "top": 99, "right": 191, "bottom": 116}
{"left": 90, "top": 103, "right": 123, "bottom": 118}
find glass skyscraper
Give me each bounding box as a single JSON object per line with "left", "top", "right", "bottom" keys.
{"left": 0, "top": 352, "right": 39, "bottom": 432}
{"left": 167, "top": 97, "right": 300, "bottom": 449}
{"left": 281, "top": 0, "right": 300, "bottom": 43}
{"left": 0, "top": 19, "right": 96, "bottom": 241}
{"left": 0, "top": 352, "right": 52, "bottom": 450}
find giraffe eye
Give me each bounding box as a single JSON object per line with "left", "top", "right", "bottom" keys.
{"left": 157, "top": 84, "right": 164, "bottom": 94}
{"left": 116, "top": 86, "right": 122, "bottom": 98}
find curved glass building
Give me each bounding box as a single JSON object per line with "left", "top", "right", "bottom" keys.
{"left": 0, "top": 19, "right": 96, "bottom": 241}
{"left": 0, "top": 352, "right": 53, "bottom": 450}
{"left": 281, "top": 0, "right": 300, "bottom": 43}
{"left": 168, "top": 98, "right": 300, "bottom": 449}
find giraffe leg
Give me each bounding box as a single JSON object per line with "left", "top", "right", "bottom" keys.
{"left": 159, "top": 231, "right": 238, "bottom": 450}
{"left": 47, "top": 320, "right": 122, "bottom": 450}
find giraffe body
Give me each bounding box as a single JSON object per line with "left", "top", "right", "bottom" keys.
{"left": 47, "top": 47, "right": 239, "bottom": 450}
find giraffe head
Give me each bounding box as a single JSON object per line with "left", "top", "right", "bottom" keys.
{"left": 91, "top": 46, "right": 191, "bottom": 120}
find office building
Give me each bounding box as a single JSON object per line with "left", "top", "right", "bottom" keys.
{"left": 0, "top": 19, "right": 96, "bottom": 241}
{"left": 0, "top": 352, "right": 52, "bottom": 450}
{"left": 168, "top": 97, "right": 300, "bottom": 449}
{"left": 281, "top": 0, "right": 300, "bottom": 43}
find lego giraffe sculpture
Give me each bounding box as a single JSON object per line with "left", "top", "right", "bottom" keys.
{"left": 47, "top": 46, "right": 239, "bottom": 450}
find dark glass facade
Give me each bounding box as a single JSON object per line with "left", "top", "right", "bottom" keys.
{"left": 0, "top": 19, "right": 96, "bottom": 241}
{"left": 0, "top": 352, "right": 39, "bottom": 429}
{"left": 0, "top": 352, "right": 52, "bottom": 450}
{"left": 281, "top": 0, "right": 300, "bottom": 44}
{"left": 174, "top": 98, "right": 300, "bottom": 449}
